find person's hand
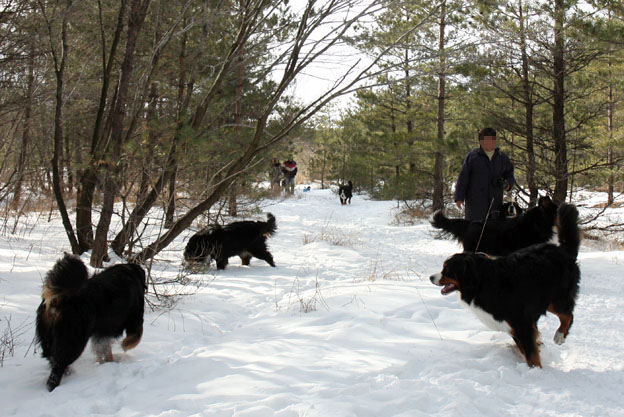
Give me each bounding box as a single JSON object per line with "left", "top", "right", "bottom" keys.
{"left": 496, "top": 177, "right": 510, "bottom": 191}
{"left": 456, "top": 200, "right": 464, "bottom": 209}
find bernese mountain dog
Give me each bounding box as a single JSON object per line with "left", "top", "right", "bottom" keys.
{"left": 430, "top": 195, "right": 557, "bottom": 256}
{"left": 184, "top": 213, "right": 277, "bottom": 270}
{"left": 430, "top": 203, "right": 581, "bottom": 368}
{"left": 500, "top": 201, "right": 523, "bottom": 218}
{"left": 36, "top": 255, "right": 146, "bottom": 391}
{"left": 338, "top": 181, "right": 353, "bottom": 205}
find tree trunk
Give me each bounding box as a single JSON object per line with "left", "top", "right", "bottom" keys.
{"left": 11, "top": 40, "right": 35, "bottom": 211}
{"left": 228, "top": 182, "right": 238, "bottom": 217}
{"left": 139, "top": 82, "right": 159, "bottom": 201}
{"left": 46, "top": 0, "right": 80, "bottom": 254}
{"left": 607, "top": 14, "right": 614, "bottom": 206}
{"left": 607, "top": 81, "right": 614, "bottom": 205}
{"left": 91, "top": 0, "right": 151, "bottom": 267}
{"left": 111, "top": 138, "right": 177, "bottom": 256}
{"left": 76, "top": 0, "right": 129, "bottom": 254}
{"left": 164, "top": 13, "right": 190, "bottom": 229}
{"left": 432, "top": 0, "right": 446, "bottom": 211}
{"left": 404, "top": 41, "right": 415, "bottom": 174}
{"left": 518, "top": 0, "right": 538, "bottom": 207}
{"left": 165, "top": 167, "right": 177, "bottom": 227}
{"left": 552, "top": 0, "right": 567, "bottom": 203}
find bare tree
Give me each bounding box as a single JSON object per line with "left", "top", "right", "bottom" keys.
{"left": 129, "top": 0, "right": 404, "bottom": 262}
{"left": 75, "top": 0, "right": 130, "bottom": 253}
{"left": 40, "top": 0, "right": 80, "bottom": 254}
{"left": 90, "top": 0, "right": 151, "bottom": 267}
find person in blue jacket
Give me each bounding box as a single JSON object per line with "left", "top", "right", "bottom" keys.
{"left": 454, "top": 127, "right": 515, "bottom": 222}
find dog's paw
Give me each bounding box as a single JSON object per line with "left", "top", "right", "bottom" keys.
{"left": 46, "top": 372, "right": 63, "bottom": 391}
{"left": 553, "top": 331, "right": 566, "bottom": 345}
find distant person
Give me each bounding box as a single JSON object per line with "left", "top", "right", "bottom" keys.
{"left": 269, "top": 158, "right": 282, "bottom": 194}
{"left": 281, "top": 158, "right": 297, "bottom": 195}
{"left": 454, "top": 127, "right": 515, "bottom": 222}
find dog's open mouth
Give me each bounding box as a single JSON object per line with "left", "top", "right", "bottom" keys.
{"left": 441, "top": 283, "right": 457, "bottom": 295}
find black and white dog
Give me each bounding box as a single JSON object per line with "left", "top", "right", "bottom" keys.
{"left": 184, "top": 213, "right": 277, "bottom": 270}
{"left": 430, "top": 203, "right": 581, "bottom": 368}
{"left": 338, "top": 181, "right": 353, "bottom": 205}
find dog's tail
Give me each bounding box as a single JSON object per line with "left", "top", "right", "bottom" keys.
{"left": 261, "top": 213, "right": 277, "bottom": 237}
{"left": 430, "top": 210, "right": 469, "bottom": 242}
{"left": 44, "top": 254, "right": 89, "bottom": 297}
{"left": 557, "top": 203, "right": 581, "bottom": 259}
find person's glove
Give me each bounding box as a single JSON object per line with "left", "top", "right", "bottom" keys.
{"left": 496, "top": 177, "right": 510, "bottom": 191}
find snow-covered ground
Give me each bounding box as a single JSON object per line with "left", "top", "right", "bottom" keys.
{"left": 1, "top": 187, "right": 623, "bottom": 416}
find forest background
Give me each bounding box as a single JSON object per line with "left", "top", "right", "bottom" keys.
{"left": 1, "top": 0, "right": 623, "bottom": 268}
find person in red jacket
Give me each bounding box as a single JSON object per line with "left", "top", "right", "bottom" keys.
{"left": 281, "top": 159, "right": 297, "bottom": 195}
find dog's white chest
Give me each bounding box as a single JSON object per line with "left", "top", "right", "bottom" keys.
{"left": 460, "top": 299, "right": 512, "bottom": 334}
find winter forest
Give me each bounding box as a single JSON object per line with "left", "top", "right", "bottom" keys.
{"left": 0, "top": 0, "right": 622, "bottom": 265}
{"left": 2, "top": 0, "right": 624, "bottom": 415}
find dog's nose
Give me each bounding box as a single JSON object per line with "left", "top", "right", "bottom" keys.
{"left": 430, "top": 273, "right": 440, "bottom": 284}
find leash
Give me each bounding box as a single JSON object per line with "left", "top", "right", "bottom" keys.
{"left": 474, "top": 197, "right": 495, "bottom": 254}
{"left": 415, "top": 284, "right": 444, "bottom": 341}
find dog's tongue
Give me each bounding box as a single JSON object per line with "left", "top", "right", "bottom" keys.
{"left": 441, "top": 283, "right": 457, "bottom": 295}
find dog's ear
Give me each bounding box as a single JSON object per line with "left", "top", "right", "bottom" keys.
{"left": 459, "top": 255, "right": 477, "bottom": 292}
{"left": 538, "top": 195, "right": 553, "bottom": 208}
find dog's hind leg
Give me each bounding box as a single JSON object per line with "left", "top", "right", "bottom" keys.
{"left": 45, "top": 333, "right": 90, "bottom": 391}
{"left": 511, "top": 323, "right": 542, "bottom": 368}
{"left": 548, "top": 304, "right": 574, "bottom": 345}
{"left": 248, "top": 245, "right": 275, "bottom": 267}
{"left": 47, "top": 364, "right": 66, "bottom": 392}
{"left": 121, "top": 329, "right": 143, "bottom": 351}
{"left": 216, "top": 257, "right": 229, "bottom": 270}
{"left": 45, "top": 363, "right": 75, "bottom": 391}
{"left": 121, "top": 315, "right": 144, "bottom": 351}
{"left": 92, "top": 337, "right": 114, "bottom": 363}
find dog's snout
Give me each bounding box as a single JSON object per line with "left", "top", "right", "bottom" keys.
{"left": 430, "top": 273, "right": 441, "bottom": 285}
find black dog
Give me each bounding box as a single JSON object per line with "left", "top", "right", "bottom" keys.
{"left": 184, "top": 213, "right": 277, "bottom": 270}
{"left": 500, "top": 201, "right": 524, "bottom": 218}
{"left": 431, "top": 196, "right": 557, "bottom": 256}
{"left": 430, "top": 203, "right": 580, "bottom": 368}
{"left": 36, "top": 255, "right": 146, "bottom": 391}
{"left": 338, "top": 181, "right": 353, "bottom": 205}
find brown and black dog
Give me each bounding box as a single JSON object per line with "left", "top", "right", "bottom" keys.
{"left": 184, "top": 213, "right": 277, "bottom": 270}
{"left": 36, "top": 255, "right": 146, "bottom": 391}
{"left": 431, "top": 196, "right": 558, "bottom": 256}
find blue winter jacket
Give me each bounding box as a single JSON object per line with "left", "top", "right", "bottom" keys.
{"left": 453, "top": 147, "right": 515, "bottom": 222}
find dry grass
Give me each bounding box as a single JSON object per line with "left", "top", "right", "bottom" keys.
{"left": 0, "top": 314, "right": 30, "bottom": 367}
{"left": 392, "top": 203, "right": 433, "bottom": 226}
{"left": 360, "top": 256, "right": 412, "bottom": 282}
{"left": 302, "top": 223, "right": 359, "bottom": 247}
{"left": 287, "top": 274, "right": 329, "bottom": 314}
